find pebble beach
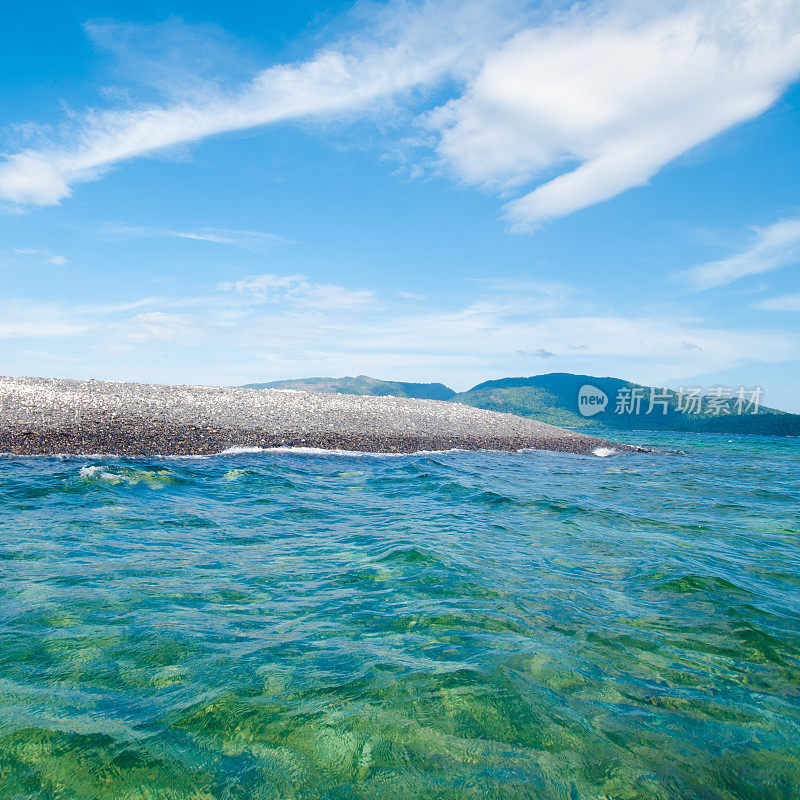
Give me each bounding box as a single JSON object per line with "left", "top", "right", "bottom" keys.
{"left": 0, "top": 375, "right": 636, "bottom": 456}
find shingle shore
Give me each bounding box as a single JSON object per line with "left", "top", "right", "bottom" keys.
{"left": 0, "top": 376, "right": 642, "bottom": 456}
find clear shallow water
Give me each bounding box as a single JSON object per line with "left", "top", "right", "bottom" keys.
{"left": 0, "top": 432, "right": 798, "bottom": 800}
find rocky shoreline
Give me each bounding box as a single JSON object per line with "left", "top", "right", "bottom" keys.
{"left": 0, "top": 376, "right": 643, "bottom": 457}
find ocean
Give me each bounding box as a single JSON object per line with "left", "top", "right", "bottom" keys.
{"left": 0, "top": 431, "right": 798, "bottom": 799}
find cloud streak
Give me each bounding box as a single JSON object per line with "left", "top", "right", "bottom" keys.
{"left": 11, "top": 248, "right": 68, "bottom": 265}
{"left": 96, "top": 222, "right": 290, "bottom": 251}
{"left": 0, "top": 0, "right": 511, "bottom": 206}
{"left": 755, "top": 292, "right": 800, "bottom": 312}
{"left": 679, "top": 216, "right": 800, "bottom": 289}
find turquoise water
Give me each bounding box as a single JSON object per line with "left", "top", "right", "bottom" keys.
{"left": 1, "top": 432, "right": 798, "bottom": 799}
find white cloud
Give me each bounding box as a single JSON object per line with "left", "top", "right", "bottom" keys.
{"left": 755, "top": 292, "right": 800, "bottom": 311}
{"left": 220, "top": 273, "right": 375, "bottom": 310}
{"left": 1, "top": 271, "right": 797, "bottom": 388}
{"left": 679, "top": 217, "right": 800, "bottom": 289}
{"left": 4, "top": 1, "right": 798, "bottom": 224}
{"left": 342, "top": 305, "right": 797, "bottom": 374}
{"left": 0, "top": 0, "right": 512, "bottom": 207}
{"left": 219, "top": 275, "right": 798, "bottom": 385}
{"left": 0, "top": 155, "right": 71, "bottom": 206}
{"left": 430, "top": 0, "right": 800, "bottom": 226}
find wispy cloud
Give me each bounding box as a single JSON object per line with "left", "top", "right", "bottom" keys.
{"left": 73, "top": 297, "right": 165, "bottom": 314}
{"left": 219, "top": 273, "right": 375, "bottom": 310}
{"left": 469, "top": 278, "right": 574, "bottom": 312}
{"left": 95, "top": 312, "right": 200, "bottom": 353}
{"left": 678, "top": 217, "right": 800, "bottom": 290}
{"left": 0, "top": 0, "right": 511, "bottom": 207}
{"left": 11, "top": 248, "right": 68, "bottom": 265}
{"left": 4, "top": 270, "right": 795, "bottom": 390}
{"left": 755, "top": 292, "right": 800, "bottom": 312}
{"left": 2, "top": 1, "right": 798, "bottom": 226}
{"left": 0, "top": 301, "right": 89, "bottom": 338}
{"left": 341, "top": 306, "right": 797, "bottom": 375}
{"left": 83, "top": 17, "right": 257, "bottom": 103}
{"left": 96, "top": 222, "right": 290, "bottom": 251}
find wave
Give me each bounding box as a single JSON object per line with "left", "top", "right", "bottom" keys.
{"left": 2, "top": 445, "right": 623, "bottom": 462}
{"left": 217, "top": 445, "right": 471, "bottom": 458}
{"left": 217, "top": 446, "right": 271, "bottom": 455}
{"left": 592, "top": 447, "right": 617, "bottom": 457}
{"left": 78, "top": 464, "right": 181, "bottom": 488}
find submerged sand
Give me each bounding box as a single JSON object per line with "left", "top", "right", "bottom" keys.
{"left": 0, "top": 376, "right": 641, "bottom": 456}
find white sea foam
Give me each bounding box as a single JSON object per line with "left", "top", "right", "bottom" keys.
{"left": 218, "top": 446, "right": 270, "bottom": 455}
{"left": 221, "top": 445, "right": 408, "bottom": 457}
{"left": 592, "top": 447, "right": 617, "bottom": 457}
{"left": 217, "top": 445, "right": 479, "bottom": 457}
{"left": 1, "top": 446, "right": 467, "bottom": 460}
{"left": 4, "top": 445, "right": 625, "bottom": 462}
{"left": 80, "top": 465, "right": 117, "bottom": 480}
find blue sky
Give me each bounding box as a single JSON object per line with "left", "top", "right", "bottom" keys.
{"left": 2, "top": 0, "right": 800, "bottom": 411}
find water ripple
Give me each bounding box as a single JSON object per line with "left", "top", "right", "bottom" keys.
{"left": 0, "top": 433, "right": 799, "bottom": 798}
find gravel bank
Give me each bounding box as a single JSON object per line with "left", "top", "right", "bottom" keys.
{"left": 0, "top": 376, "right": 642, "bottom": 456}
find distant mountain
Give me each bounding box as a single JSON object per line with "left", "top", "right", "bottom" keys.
{"left": 452, "top": 373, "right": 800, "bottom": 435}
{"left": 242, "top": 375, "right": 456, "bottom": 401}
{"left": 243, "top": 372, "right": 799, "bottom": 436}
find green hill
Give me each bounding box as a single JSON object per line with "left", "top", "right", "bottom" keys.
{"left": 452, "top": 373, "right": 800, "bottom": 435}
{"left": 242, "top": 374, "right": 456, "bottom": 401}
{"left": 243, "top": 372, "right": 799, "bottom": 436}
